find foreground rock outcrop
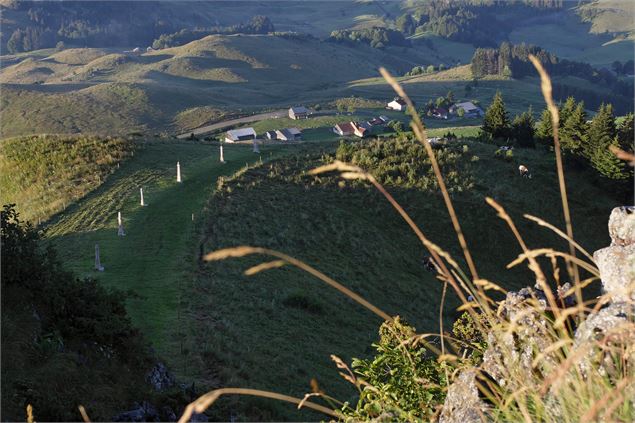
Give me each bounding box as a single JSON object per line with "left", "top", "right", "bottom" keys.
{"left": 440, "top": 207, "right": 635, "bottom": 423}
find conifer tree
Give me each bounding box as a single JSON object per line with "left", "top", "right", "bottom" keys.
{"left": 588, "top": 103, "right": 626, "bottom": 179}
{"left": 617, "top": 113, "right": 634, "bottom": 152}
{"left": 535, "top": 107, "right": 553, "bottom": 144}
{"left": 587, "top": 103, "right": 617, "bottom": 160}
{"left": 481, "top": 91, "right": 510, "bottom": 141}
{"left": 511, "top": 106, "right": 535, "bottom": 148}
{"left": 560, "top": 101, "right": 588, "bottom": 155}
{"left": 559, "top": 97, "right": 577, "bottom": 124}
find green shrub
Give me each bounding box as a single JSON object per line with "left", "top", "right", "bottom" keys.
{"left": 339, "top": 317, "right": 448, "bottom": 421}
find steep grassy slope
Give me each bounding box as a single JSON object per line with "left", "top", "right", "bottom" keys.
{"left": 184, "top": 137, "right": 620, "bottom": 420}
{"left": 46, "top": 139, "right": 294, "bottom": 370}
{"left": 0, "top": 134, "right": 133, "bottom": 222}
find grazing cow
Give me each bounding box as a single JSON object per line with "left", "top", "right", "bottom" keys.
{"left": 518, "top": 165, "right": 531, "bottom": 178}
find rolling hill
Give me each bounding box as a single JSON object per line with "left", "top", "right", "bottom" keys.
{"left": 0, "top": 33, "right": 469, "bottom": 138}
{"left": 23, "top": 131, "right": 621, "bottom": 420}
{"left": 181, "top": 136, "right": 621, "bottom": 420}
{"left": 2, "top": 13, "right": 632, "bottom": 139}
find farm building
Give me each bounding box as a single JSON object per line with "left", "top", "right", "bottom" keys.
{"left": 333, "top": 122, "right": 356, "bottom": 136}
{"left": 352, "top": 122, "right": 370, "bottom": 138}
{"left": 275, "top": 127, "right": 302, "bottom": 141}
{"left": 289, "top": 106, "right": 309, "bottom": 120}
{"left": 367, "top": 117, "right": 385, "bottom": 126}
{"left": 431, "top": 107, "right": 449, "bottom": 119}
{"left": 387, "top": 98, "right": 407, "bottom": 112}
{"left": 450, "top": 101, "right": 484, "bottom": 118}
{"left": 225, "top": 127, "right": 257, "bottom": 143}
{"left": 265, "top": 131, "right": 277, "bottom": 140}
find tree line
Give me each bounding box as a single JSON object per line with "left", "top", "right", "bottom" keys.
{"left": 480, "top": 92, "right": 634, "bottom": 183}
{"left": 2, "top": 1, "right": 275, "bottom": 53}
{"left": 471, "top": 42, "right": 634, "bottom": 113}
{"left": 151, "top": 16, "right": 274, "bottom": 49}
{"left": 328, "top": 27, "right": 410, "bottom": 49}
{"left": 395, "top": 0, "right": 563, "bottom": 47}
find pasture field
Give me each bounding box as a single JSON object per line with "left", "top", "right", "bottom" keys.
{"left": 46, "top": 139, "right": 294, "bottom": 364}
{"left": 182, "top": 137, "right": 619, "bottom": 420}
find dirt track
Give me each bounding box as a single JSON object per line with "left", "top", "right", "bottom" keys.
{"left": 176, "top": 110, "right": 287, "bottom": 139}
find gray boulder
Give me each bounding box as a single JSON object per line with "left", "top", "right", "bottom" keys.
{"left": 146, "top": 362, "right": 175, "bottom": 391}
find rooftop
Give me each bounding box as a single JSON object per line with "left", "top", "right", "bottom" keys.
{"left": 226, "top": 127, "right": 256, "bottom": 138}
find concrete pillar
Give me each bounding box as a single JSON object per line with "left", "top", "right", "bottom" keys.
{"left": 117, "top": 211, "right": 125, "bottom": 236}
{"left": 95, "top": 244, "right": 104, "bottom": 271}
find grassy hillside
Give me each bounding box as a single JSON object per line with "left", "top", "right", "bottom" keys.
{"left": 182, "top": 136, "right": 620, "bottom": 420}
{"left": 0, "top": 134, "right": 133, "bottom": 222}
{"left": 45, "top": 138, "right": 295, "bottom": 374}
{"left": 509, "top": 6, "right": 634, "bottom": 67}
{"left": 576, "top": 0, "right": 635, "bottom": 36}
{"left": 0, "top": 34, "right": 506, "bottom": 138}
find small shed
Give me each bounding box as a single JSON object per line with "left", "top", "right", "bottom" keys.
{"left": 289, "top": 106, "right": 309, "bottom": 120}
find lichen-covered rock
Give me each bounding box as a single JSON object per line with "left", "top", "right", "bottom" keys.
{"left": 439, "top": 370, "right": 488, "bottom": 423}
{"left": 608, "top": 206, "right": 635, "bottom": 246}
{"left": 594, "top": 206, "right": 635, "bottom": 302}
{"left": 573, "top": 302, "right": 635, "bottom": 379}
{"left": 594, "top": 244, "right": 635, "bottom": 302}
{"left": 482, "top": 287, "right": 554, "bottom": 389}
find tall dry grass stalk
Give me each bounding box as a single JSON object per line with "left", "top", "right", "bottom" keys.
{"left": 528, "top": 54, "right": 579, "bottom": 288}
{"left": 379, "top": 67, "right": 480, "bottom": 283}
{"left": 26, "top": 404, "right": 35, "bottom": 423}
{"left": 177, "top": 388, "right": 338, "bottom": 423}
{"left": 183, "top": 60, "right": 633, "bottom": 422}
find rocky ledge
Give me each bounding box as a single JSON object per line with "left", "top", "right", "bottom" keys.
{"left": 440, "top": 206, "right": 635, "bottom": 423}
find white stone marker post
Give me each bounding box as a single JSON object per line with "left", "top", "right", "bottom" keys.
{"left": 95, "top": 244, "right": 104, "bottom": 271}
{"left": 140, "top": 187, "right": 145, "bottom": 206}
{"left": 220, "top": 144, "right": 226, "bottom": 163}
{"left": 177, "top": 161, "right": 182, "bottom": 182}
{"left": 252, "top": 139, "right": 260, "bottom": 153}
{"left": 117, "top": 211, "right": 125, "bottom": 236}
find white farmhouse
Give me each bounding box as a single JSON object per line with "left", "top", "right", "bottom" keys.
{"left": 387, "top": 98, "right": 407, "bottom": 112}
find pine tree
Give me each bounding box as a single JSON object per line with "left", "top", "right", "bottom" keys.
{"left": 559, "top": 97, "right": 577, "bottom": 124}
{"left": 446, "top": 90, "right": 455, "bottom": 104}
{"left": 535, "top": 107, "right": 553, "bottom": 145}
{"left": 588, "top": 103, "right": 626, "bottom": 179}
{"left": 481, "top": 91, "right": 510, "bottom": 141}
{"left": 617, "top": 113, "right": 634, "bottom": 152}
{"left": 560, "top": 101, "right": 588, "bottom": 155}
{"left": 511, "top": 106, "right": 535, "bottom": 148}
{"left": 587, "top": 103, "right": 617, "bottom": 160}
